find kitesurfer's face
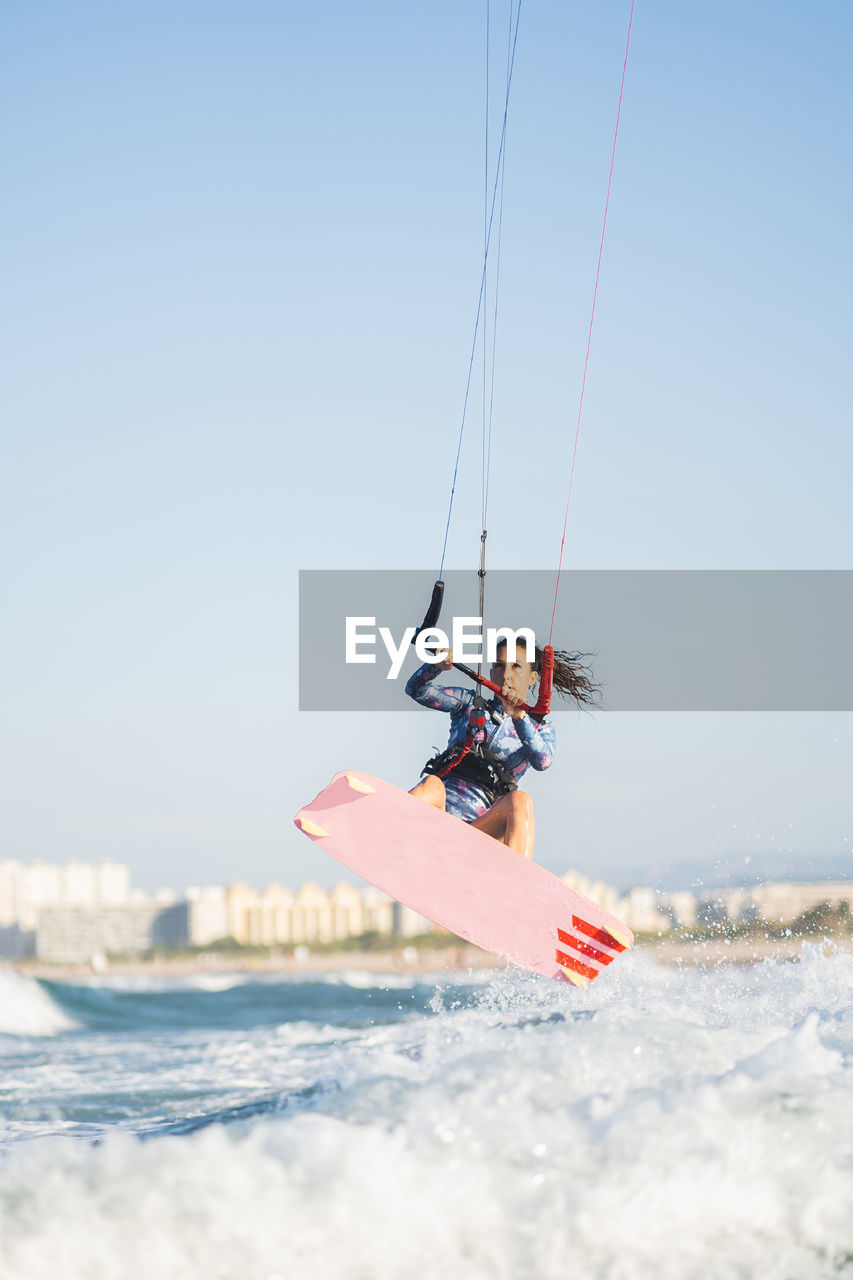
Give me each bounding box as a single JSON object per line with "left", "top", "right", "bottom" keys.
{"left": 490, "top": 644, "right": 536, "bottom": 696}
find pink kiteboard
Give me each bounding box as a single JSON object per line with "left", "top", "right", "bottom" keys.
{"left": 294, "top": 770, "right": 633, "bottom": 985}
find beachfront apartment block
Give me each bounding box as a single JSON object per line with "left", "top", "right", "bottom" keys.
{"left": 37, "top": 901, "right": 187, "bottom": 965}
{"left": 695, "top": 881, "right": 853, "bottom": 928}
{"left": 0, "top": 859, "right": 132, "bottom": 958}
{"left": 224, "top": 881, "right": 430, "bottom": 948}
{"left": 32, "top": 883, "right": 430, "bottom": 962}
{"left": 561, "top": 877, "right": 853, "bottom": 935}
{"left": 0, "top": 859, "right": 435, "bottom": 961}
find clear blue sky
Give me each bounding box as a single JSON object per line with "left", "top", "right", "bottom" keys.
{"left": 2, "top": 2, "right": 851, "bottom": 894}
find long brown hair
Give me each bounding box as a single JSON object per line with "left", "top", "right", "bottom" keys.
{"left": 534, "top": 645, "right": 600, "bottom": 709}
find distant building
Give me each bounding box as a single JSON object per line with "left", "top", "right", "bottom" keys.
{"left": 0, "top": 921, "right": 30, "bottom": 961}
{"left": 331, "top": 883, "right": 366, "bottom": 939}
{"left": 659, "top": 891, "right": 698, "bottom": 929}
{"left": 620, "top": 886, "right": 670, "bottom": 933}
{"left": 747, "top": 881, "right": 853, "bottom": 922}
{"left": 0, "top": 861, "right": 30, "bottom": 957}
{"left": 185, "top": 886, "right": 229, "bottom": 947}
{"left": 293, "top": 882, "right": 335, "bottom": 944}
{"left": 227, "top": 881, "right": 294, "bottom": 946}
{"left": 361, "top": 887, "right": 395, "bottom": 936}
{"left": 697, "top": 881, "right": 853, "bottom": 926}
{"left": 0, "top": 859, "right": 131, "bottom": 958}
{"left": 36, "top": 901, "right": 187, "bottom": 964}
{"left": 560, "top": 871, "right": 623, "bottom": 919}
{"left": 10, "top": 849, "right": 850, "bottom": 965}
{"left": 392, "top": 901, "right": 434, "bottom": 938}
{"left": 223, "top": 880, "right": 402, "bottom": 947}
{"left": 696, "top": 895, "right": 729, "bottom": 926}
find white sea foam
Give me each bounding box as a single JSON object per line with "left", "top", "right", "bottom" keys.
{"left": 0, "top": 970, "right": 77, "bottom": 1036}
{"left": 1, "top": 947, "right": 852, "bottom": 1279}
{"left": 321, "top": 969, "right": 440, "bottom": 989}
{"left": 71, "top": 971, "right": 261, "bottom": 993}
{"left": 318, "top": 965, "right": 496, "bottom": 991}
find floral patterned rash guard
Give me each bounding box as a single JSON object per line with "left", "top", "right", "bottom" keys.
{"left": 405, "top": 662, "right": 556, "bottom": 822}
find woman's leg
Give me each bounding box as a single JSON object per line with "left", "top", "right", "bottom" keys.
{"left": 471, "top": 791, "right": 535, "bottom": 859}
{"left": 409, "top": 774, "right": 447, "bottom": 810}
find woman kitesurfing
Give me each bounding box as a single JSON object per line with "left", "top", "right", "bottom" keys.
{"left": 406, "top": 640, "right": 598, "bottom": 859}
{"left": 295, "top": 0, "right": 637, "bottom": 981}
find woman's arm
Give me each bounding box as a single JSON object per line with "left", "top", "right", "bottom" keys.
{"left": 513, "top": 713, "right": 556, "bottom": 771}
{"left": 405, "top": 662, "right": 471, "bottom": 715}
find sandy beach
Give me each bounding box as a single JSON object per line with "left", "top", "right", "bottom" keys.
{"left": 640, "top": 933, "right": 853, "bottom": 968}
{"left": 11, "top": 932, "right": 852, "bottom": 982}
{"left": 10, "top": 944, "right": 502, "bottom": 982}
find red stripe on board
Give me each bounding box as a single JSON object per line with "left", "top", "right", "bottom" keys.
{"left": 556, "top": 928, "right": 613, "bottom": 967}
{"left": 555, "top": 949, "right": 598, "bottom": 982}
{"left": 572, "top": 916, "right": 626, "bottom": 953}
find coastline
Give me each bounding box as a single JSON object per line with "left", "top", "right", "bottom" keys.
{"left": 640, "top": 933, "right": 852, "bottom": 967}
{"left": 9, "top": 944, "right": 503, "bottom": 982}
{"left": 9, "top": 933, "right": 852, "bottom": 981}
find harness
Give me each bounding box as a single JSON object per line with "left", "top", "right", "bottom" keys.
{"left": 421, "top": 698, "right": 518, "bottom": 808}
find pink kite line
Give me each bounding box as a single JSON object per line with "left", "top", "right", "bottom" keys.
{"left": 549, "top": 0, "right": 636, "bottom": 644}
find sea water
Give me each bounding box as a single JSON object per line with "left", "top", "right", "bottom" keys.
{"left": 1, "top": 947, "right": 852, "bottom": 1280}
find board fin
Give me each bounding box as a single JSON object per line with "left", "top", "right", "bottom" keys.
{"left": 553, "top": 953, "right": 590, "bottom": 987}
{"left": 295, "top": 816, "right": 330, "bottom": 838}
{"left": 572, "top": 915, "right": 631, "bottom": 953}
{"left": 344, "top": 774, "right": 375, "bottom": 794}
